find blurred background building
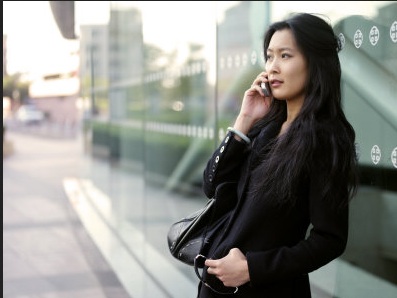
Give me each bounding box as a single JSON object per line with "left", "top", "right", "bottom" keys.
{"left": 3, "top": 34, "right": 7, "bottom": 76}
{"left": 4, "top": 1, "right": 397, "bottom": 298}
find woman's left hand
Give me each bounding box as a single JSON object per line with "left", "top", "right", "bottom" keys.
{"left": 205, "top": 248, "right": 250, "bottom": 287}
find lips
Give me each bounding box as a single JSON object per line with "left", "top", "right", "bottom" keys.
{"left": 270, "top": 80, "right": 283, "bottom": 87}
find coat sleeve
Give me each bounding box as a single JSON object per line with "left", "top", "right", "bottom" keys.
{"left": 246, "top": 162, "right": 349, "bottom": 285}
{"left": 202, "top": 131, "right": 249, "bottom": 198}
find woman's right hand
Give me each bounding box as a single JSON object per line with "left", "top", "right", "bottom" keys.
{"left": 233, "top": 72, "right": 272, "bottom": 134}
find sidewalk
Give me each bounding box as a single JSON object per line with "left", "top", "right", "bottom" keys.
{"left": 3, "top": 128, "right": 131, "bottom": 298}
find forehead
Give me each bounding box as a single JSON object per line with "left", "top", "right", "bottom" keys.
{"left": 267, "top": 29, "right": 298, "bottom": 52}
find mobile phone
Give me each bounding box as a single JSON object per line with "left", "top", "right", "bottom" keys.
{"left": 261, "top": 82, "right": 270, "bottom": 97}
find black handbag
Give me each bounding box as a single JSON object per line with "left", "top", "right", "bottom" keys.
{"left": 167, "top": 181, "right": 238, "bottom": 266}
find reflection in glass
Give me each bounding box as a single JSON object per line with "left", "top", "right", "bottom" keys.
{"left": 75, "top": 1, "right": 397, "bottom": 297}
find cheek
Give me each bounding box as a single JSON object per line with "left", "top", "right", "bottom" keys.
{"left": 265, "top": 62, "right": 270, "bottom": 73}
{"left": 286, "top": 69, "right": 307, "bottom": 97}
{"left": 297, "top": 74, "right": 307, "bottom": 89}
{"left": 295, "top": 66, "right": 308, "bottom": 89}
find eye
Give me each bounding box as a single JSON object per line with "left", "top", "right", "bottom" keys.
{"left": 266, "top": 54, "right": 273, "bottom": 61}
{"left": 281, "top": 53, "right": 291, "bottom": 59}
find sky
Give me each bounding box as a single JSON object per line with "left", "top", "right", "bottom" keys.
{"left": 3, "top": 1, "right": 81, "bottom": 78}
{"left": 2, "top": 1, "right": 232, "bottom": 79}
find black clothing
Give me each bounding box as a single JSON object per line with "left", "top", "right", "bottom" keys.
{"left": 197, "top": 122, "right": 349, "bottom": 298}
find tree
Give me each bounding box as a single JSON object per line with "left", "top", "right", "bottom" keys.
{"left": 3, "top": 73, "right": 30, "bottom": 105}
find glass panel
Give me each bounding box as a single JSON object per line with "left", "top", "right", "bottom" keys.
{"left": 334, "top": 2, "right": 397, "bottom": 295}
{"left": 76, "top": 1, "right": 397, "bottom": 297}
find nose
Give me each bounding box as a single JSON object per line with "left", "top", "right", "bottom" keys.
{"left": 266, "top": 58, "right": 280, "bottom": 74}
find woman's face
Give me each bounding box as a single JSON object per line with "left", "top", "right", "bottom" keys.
{"left": 265, "top": 29, "right": 308, "bottom": 103}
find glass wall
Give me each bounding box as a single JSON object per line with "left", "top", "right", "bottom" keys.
{"left": 76, "top": 1, "right": 397, "bottom": 297}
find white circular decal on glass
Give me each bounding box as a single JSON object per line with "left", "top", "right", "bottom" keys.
{"left": 390, "top": 21, "right": 397, "bottom": 43}
{"left": 354, "top": 29, "right": 364, "bottom": 48}
{"left": 242, "top": 53, "right": 248, "bottom": 66}
{"left": 261, "top": 53, "right": 265, "bottom": 64}
{"left": 338, "top": 33, "right": 346, "bottom": 50}
{"left": 371, "top": 145, "right": 381, "bottom": 165}
{"left": 355, "top": 143, "right": 361, "bottom": 161}
{"left": 234, "top": 54, "right": 241, "bottom": 68}
{"left": 219, "top": 128, "right": 226, "bottom": 141}
{"left": 227, "top": 55, "right": 233, "bottom": 68}
{"left": 391, "top": 147, "right": 397, "bottom": 169}
{"left": 251, "top": 50, "right": 258, "bottom": 65}
{"left": 369, "top": 26, "right": 380, "bottom": 46}
{"left": 220, "top": 57, "right": 225, "bottom": 69}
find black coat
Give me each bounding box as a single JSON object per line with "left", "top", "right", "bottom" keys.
{"left": 197, "top": 122, "right": 349, "bottom": 298}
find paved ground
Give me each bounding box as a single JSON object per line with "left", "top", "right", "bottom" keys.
{"left": 4, "top": 121, "right": 363, "bottom": 298}
{"left": 3, "top": 126, "right": 131, "bottom": 298}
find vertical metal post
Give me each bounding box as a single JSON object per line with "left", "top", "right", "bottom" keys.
{"left": 90, "top": 45, "right": 96, "bottom": 116}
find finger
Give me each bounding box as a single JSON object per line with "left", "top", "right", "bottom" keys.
{"left": 205, "top": 259, "right": 215, "bottom": 267}
{"left": 252, "top": 77, "right": 268, "bottom": 89}
{"left": 252, "top": 79, "right": 261, "bottom": 87}
{"left": 229, "top": 247, "right": 238, "bottom": 254}
{"left": 249, "top": 84, "right": 265, "bottom": 96}
{"left": 207, "top": 266, "right": 216, "bottom": 275}
{"left": 256, "top": 74, "right": 269, "bottom": 86}
{"left": 250, "top": 83, "right": 261, "bottom": 90}
{"left": 253, "top": 74, "right": 267, "bottom": 85}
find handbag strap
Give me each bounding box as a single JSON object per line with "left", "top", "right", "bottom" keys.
{"left": 194, "top": 254, "right": 238, "bottom": 295}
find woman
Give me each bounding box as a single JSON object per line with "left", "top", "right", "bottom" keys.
{"left": 197, "top": 13, "right": 359, "bottom": 297}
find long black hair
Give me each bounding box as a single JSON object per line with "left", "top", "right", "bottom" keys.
{"left": 250, "top": 13, "right": 359, "bottom": 209}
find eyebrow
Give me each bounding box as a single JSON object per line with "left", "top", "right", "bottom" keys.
{"left": 267, "top": 47, "right": 294, "bottom": 53}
